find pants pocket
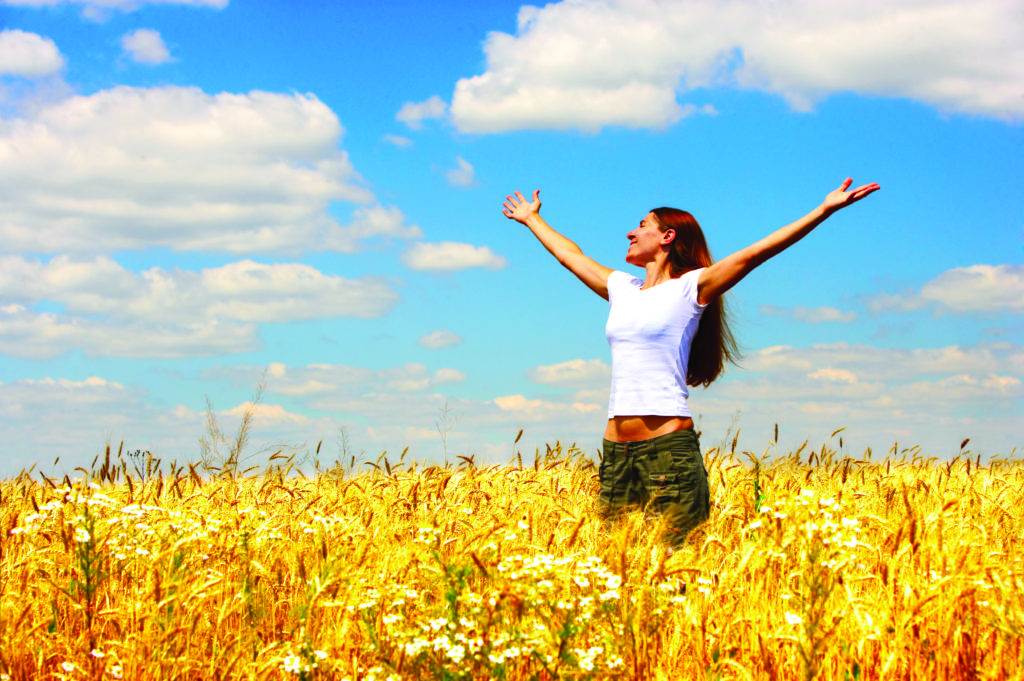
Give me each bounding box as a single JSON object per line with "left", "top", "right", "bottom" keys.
{"left": 650, "top": 440, "right": 710, "bottom": 545}
{"left": 647, "top": 472, "right": 679, "bottom": 506}
{"left": 598, "top": 443, "right": 634, "bottom": 515}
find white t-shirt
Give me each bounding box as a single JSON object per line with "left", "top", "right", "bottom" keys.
{"left": 605, "top": 267, "right": 707, "bottom": 418}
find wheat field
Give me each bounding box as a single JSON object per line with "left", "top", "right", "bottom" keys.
{"left": 1, "top": 433, "right": 1021, "bottom": 680}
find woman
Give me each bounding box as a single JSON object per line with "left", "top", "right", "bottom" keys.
{"left": 502, "top": 178, "right": 880, "bottom": 546}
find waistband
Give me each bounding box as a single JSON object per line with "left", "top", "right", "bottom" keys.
{"left": 602, "top": 428, "right": 700, "bottom": 455}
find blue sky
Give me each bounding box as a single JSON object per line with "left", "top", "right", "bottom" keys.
{"left": 0, "top": 0, "right": 1021, "bottom": 475}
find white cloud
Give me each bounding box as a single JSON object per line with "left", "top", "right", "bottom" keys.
{"left": 684, "top": 346, "right": 1023, "bottom": 460}
{"left": 402, "top": 241, "right": 506, "bottom": 271}
{"left": 697, "top": 341, "right": 1024, "bottom": 438}
{"left": 121, "top": 28, "right": 171, "bottom": 65}
{"left": 0, "top": 29, "right": 64, "bottom": 77}
{"left": 3, "top": 0, "right": 228, "bottom": 21}
{"left": 9, "top": 334, "right": 1020, "bottom": 478}
{"left": 418, "top": 329, "right": 462, "bottom": 349}
{"left": 210, "top": 362, "right": 465, "bottom": 399}
{"left": 223, "top": 401, "right": 310, "bottom": 426}
{"left": 0, "top": 373, "right": 192, "bottom": 474}
{"left": 445, "top": 156, "right": 477, "bottom": 188}
{"left": 897, "top": 373, "right": 1023, "bottom": 403}
{"left": 807, "top": 367, "right": 859, "bottom": 384}
{"left": 870, "top": 264, "right": 1024, "bottom": 314}
{"left": 493, "top": 393, "right": 603, "bottom": 420}
{"left": 396, "top": 95, "right": 446, "bottom": 130}
{"left": 201, "top": 359, "right": 606, "bottom": 462}
{"left": 761, "top": 304, "right": 856, "bottom": 323}
{"left": 0, "top": 85, "right": 422, "bottom": 254}
{"left": 451, "top": 0, "right": 1024, "bottom": 133}
{"left": 0, "top": 304, "right": 256, "bottom": 358}
{"left": 743, "top": 342, "right": 1024, "bottom": 379}
{"left": 383, "top": 133, "right": 412, "bottom": 148}
{"left": 529, "top": 358, "right": 610, "bottom": 385}
{"left": 433, "top": 368, "right": 466, "bottom": 384}
{"left": 0, "top": 371, "right": 348, "bottom": 476}
{"left": 0, "top": 255, "right": 398, "bottom": 357}
{"left": 324, "top": 205, "right": 423, "bottom": 252}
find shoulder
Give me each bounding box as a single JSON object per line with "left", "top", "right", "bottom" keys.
{"left": 606, "top": 270, "right": 641, "bottom": 302}
{"left": 608, "top": 270, "right": 641, "bottom": 289}
{"left": 680, "top": 268, "right": 708, "bottom": 308}
{"left": 681, "top": 266, "right": 705, "bottom": 281}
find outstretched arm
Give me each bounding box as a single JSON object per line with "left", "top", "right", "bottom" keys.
{"left": 503, "top": 189, "right": 614, "bottom": 300}
{"left": 697, "top": 178, "right": 880, "bottom": 305}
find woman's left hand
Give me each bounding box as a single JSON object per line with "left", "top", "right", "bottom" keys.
{"left": 821, "top": 178, "right": 880, "bottom": 214}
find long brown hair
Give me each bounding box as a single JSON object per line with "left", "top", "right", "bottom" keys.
{"left": 651, "top": 207, "right": 740, "bottom": 386}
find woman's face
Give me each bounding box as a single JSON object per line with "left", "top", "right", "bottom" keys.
{"left": 626, "top": 212, "right": 671, "bottom": 265}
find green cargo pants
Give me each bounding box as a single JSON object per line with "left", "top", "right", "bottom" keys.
{"left": 598, "top": 429, "right": 710, "bottom": 546}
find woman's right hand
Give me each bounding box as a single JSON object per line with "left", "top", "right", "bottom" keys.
{"left": 502, "top": 189, "right": 541, "bottom": 225}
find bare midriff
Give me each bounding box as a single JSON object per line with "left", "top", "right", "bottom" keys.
{"left": 603, "top": 415, "right": 695, "bottom": 443}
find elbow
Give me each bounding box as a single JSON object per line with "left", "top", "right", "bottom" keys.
{"left": 741, "top": 248, "right": 767, "bottom": 271}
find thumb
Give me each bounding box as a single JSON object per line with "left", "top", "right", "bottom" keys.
{"left": 532, "top": 189, "right": 541, "bottom": 202}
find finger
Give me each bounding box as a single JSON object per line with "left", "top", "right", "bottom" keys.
{"left": 502, "top": 200, "right": 515, "bottom": 211}
{"left": 515, "top": 191, "right": 526, "bottom": 203}
{"left": 532, "top": 189, "right": 541, "bottom": 202}
{"left": 851, "top": 184, "right": 880, "bottom": 200}
{"left": 840, "top": 177, "right": 853, "bottom": 191}
{"left": 506, "top": 194, "right": 518, "bottom": 206}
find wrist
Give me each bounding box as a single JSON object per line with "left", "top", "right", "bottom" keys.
{"left": 523, "top": 213, "right": 544, "bottom": 229}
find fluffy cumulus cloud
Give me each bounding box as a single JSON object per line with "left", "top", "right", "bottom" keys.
{"left": 493, "top": 393, "right": 602, "bottom": 420}
{"left": 0, "top": 29, "right": 64, "bottom": 77}
{"left": 0, "top": 86, "right": 420, "bottom": 254}
{"left": 120, "top": 28, "right": 171, "bottom": 64}
{"left": 0, "top": 372, "right": 344, "bottom": 476}
{"left": 4, "top": 0, "right": 227, "bottom": 6}
{"left": 395, "top": 95, "right": 447, "bottom": 130}
{"left": 696, "top": 341, "right": 1024, "bottom": 455}
{"left": 208, "top": 362, "right": 466, "bottom": 400}
{"left": 402, "top": 241, "right": 507, "bottom": 271}
{"left": 870, "top": 264, "right": 1024, "bottom": 314}
{"left": 761, "top": 304, "right": 857, "bottom": 323}
{"left": 383, "top": 133, "right": 412, "bottom": 148}
{"left": 223, "top": 401, "right": 310, "bottom": 426}
{"left": 0, "top": 364, "right": 493, "bottom": 476}
{"left": 7, "top": 337, "right": 1020, "bottom": 476}
{"left": 0, "top": 374, "right": 196, "bottom": 474}
{"left": 451, "top": 0, "right": 1024, "bottom": 133}
{"left": 3, "top": 0, "right": 228, "bottom": 21}
{"left": 503, "top": 342, "right": 1022, "bottom": 457}
{"left": 742, "top": 342, "right": 1024, "bottom": 379}
{"left": 528, "top": 358, "right": 611, "bottom": 385}
{"left": 199, "top": 359, "right": 608, "bottom": 465}
{"left": 0, "top": 255, "right": 399, "bottom": 357}
{"left": 324, "top": 205, "right": 424, "bottom": 252}
{"left": 445, "top": 156, "right": 477, "bottom": 188}
{"left": 418, "top": 329, "right": 462, "bottom": 349}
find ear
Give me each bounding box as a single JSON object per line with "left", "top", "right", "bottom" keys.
{"left": 660, "top": 228, "right": 676, "bottom": 245}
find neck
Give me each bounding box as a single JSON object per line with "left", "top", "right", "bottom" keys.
{"left": 642, "top": 254, "right": 674, "bottom": 288}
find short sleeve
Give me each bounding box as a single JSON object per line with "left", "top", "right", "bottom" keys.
{"left": 606, "top": 270, "right": 630, "bottom": 303}
{"left": 683, "top": 268, "right": 708, "bottom": 309}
